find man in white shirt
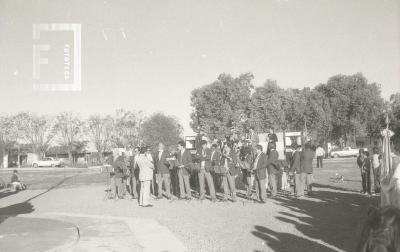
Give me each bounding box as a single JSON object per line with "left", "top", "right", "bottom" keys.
{"left": 316, "top": 145, "right": 325, "bottom": 168}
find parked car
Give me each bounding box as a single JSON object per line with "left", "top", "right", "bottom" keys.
{"left": 330, "top": 147, "right": 367, "bottom": 158}
{"left": 32, "top": 157, "right": 61, "bottom": 168}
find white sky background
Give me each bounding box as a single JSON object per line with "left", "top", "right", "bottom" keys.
{"left": 0, "top": 0, "right": 399, "bottom": 136}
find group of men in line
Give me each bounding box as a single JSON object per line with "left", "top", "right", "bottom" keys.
{"left": 108, "top": 138, "right": 316, "bottom": 206}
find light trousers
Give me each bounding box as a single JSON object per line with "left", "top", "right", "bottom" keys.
{"left": 294, "top": 173, "right": 304, "bottom": 197}
{"left": 178, "top": 169, "right": 191, "bottom": 198}
{"left": 222, "top": 173, "right": 237, "bottom": 200}
{"left": 199, "top": 169, "right": 216, "bottom": 199}
{"left": 139, "top": 180, "right": 151, "bottom": 206}
{"left": 269, "top": 173, "right": 278, "bottom": 197}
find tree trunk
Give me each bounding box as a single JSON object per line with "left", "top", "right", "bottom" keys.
{"left": 68, "top": 150, "right": 73, "bottom": 165}
{"left": 17, "top": 144, "right": 20, "bottom": 168}
{"left": 0, "top": 143, "right": 4, "bottom": 168}
{"left": 98, "top": 151, "right": 103, "bottom": 164}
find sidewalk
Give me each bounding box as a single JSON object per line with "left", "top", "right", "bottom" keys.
{"left": 0, "top": 186, "right": 187, "bottom": 252}
{"left": 0, "top": 216, "right": 79, "bottom": 252}
{"left": 0, "top": 213, "right": 186, "bottom": 252}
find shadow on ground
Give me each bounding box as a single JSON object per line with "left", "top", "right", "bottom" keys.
{"left": 0, "top": 175, "right": 76, "bottom": 225}
{"left": 251, "top": 184, "right": 380, "bottom": 252}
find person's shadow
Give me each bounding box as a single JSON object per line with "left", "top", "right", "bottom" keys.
{"left": 252, "top": 225, "right": 337, "bottom": 252}
{"left": 0, "top": 175, "right": 74, "bottom": 226}
{"left": 251, "top": 183, "right": 378, "bottom": 252}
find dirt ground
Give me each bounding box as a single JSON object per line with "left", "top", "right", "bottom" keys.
{"left": 0, "top": 158, "right": 379, "bottom": 252}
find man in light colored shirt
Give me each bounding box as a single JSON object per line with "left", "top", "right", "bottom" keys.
{"left": 316, "top": 145, "right": 325, "bottom": 168}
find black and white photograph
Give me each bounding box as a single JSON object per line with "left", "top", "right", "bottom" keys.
{"left": 0, "top": 0, "right": 400, "bottom": 251}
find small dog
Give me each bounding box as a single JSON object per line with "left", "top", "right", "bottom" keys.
{"left": 334, "top": 173, "right": 344, "bottom": 183}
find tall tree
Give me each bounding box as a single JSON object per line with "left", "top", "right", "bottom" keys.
{"left": 141, "top": 113, "right": 183, "bottom": 149}
{"left": 389, "top": 93, "right": 400, "bottom": 152}
{"left": 316, "top": 73, "right": 384, "bottom": 145}
{"left": 54, "top": 112, "right": 85, "bottom": 163}
{"left": 111, "top": 109, "right": 144, "bottom": 148}
{"left": 248, "top": 79, "right": 291, "bottom": 132}
{"left": 87, "top": 115, "right": 114, "bottom": 161}
{"left": 20, "top": 113, "right": 56, "bottom": 159}
{"left": 190, "top": 73, "right": 253, "bottom": 140}
{"left": 0, "top": 115, "right": 21, "bottom": 167}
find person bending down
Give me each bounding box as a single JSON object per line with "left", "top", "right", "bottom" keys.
{"left": 10, "top": 170, "right": 26, "bottom": 191}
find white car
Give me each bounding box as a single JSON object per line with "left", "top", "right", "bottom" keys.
{"left": 330, "top": 147, "right": 366, "bottom": 158}
{"left": 32, "top": 157, "right": 61, "bottom": 168}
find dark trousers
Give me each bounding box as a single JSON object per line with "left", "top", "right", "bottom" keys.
{"left": 157, "top": 173, "right": 171, "bottom": 198}
{"left": 110, "top": 176, "right": 124, "bottom": 198}
{"left": 170, "top": 169, "right": 179, "bottom": 197}
{"left": 242, "top": 169, "right": 252, "bottom": 196}
{"left": 317, "top": 156, "right": 323, "bottom": 168}
{"left": 127, "top": 174, "right": 138, "bottom": 198}
{"left": 361, "top": 170, "right": 371, "bottom": 194}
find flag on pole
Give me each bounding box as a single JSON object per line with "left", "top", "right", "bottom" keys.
{"left": 380, "top": 128, "right": 394, "bottom": 207}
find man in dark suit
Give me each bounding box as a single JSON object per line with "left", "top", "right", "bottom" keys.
{"left": 267, "top": 142, "right": 280, "bottom": 197}
{"left": 253, "top": 144, "right": 268, "bottom": 203}
{"left": 128, "top": 147, "right": 140, "bottom": 199}
{"left": 155, "top": 143, "right": 171, "bottom": 199}
{"left": 177, "top": 140, "right": 192, "bottom": 200}
{"left": 197, "top": 140, "right": 217, "bottom": 201}
{"left": 115, "top": 151, "right": 129, "bottom": 197}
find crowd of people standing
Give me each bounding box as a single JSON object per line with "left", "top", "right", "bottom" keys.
{"left": 356, "top": 147, "right": 382, "bottom": 196}
{"left": 108, "top": 136, "right": 317, "bottom": 207}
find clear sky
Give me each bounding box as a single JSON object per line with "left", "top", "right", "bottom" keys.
{"left": 0, "top": 0, "right": 399, "bottom": 135}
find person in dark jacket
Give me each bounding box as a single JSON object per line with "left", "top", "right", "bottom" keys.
{"left": 115, "top": 151, "right": 129, "bottom": 197}
{"left": 253, "top": 144, "right": 268, "bottom": 203}
{"left": 239, "top": 144, "right": 254, "bottom": 197}
{"left": 197, "top": 140, "right": 216, "bottom": 202}
{"left": 220, "top": 144, "right": 238, "bottom": 202}
{"left": 361, "top": 151, "right": 372, "bottom": 195}
{"left": 128, "top": 147, "right": 140, "bottom": 199}
{"left": 357, "top": 149, "right": 370, "bottom": 194}
{"left": 177, "top": 140, "right": 193, "bottom": 200}
{"left": 110, "top": 163, "right": 125, "bottom": 199}
{"left": 300, "top": 143, "right": 315, "bottom": 196}
{"left": 267, "top": 142, "right": 280, "bottom": 197}
{"left": 154, "top": 143, "right": 171, "bottom": 199}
